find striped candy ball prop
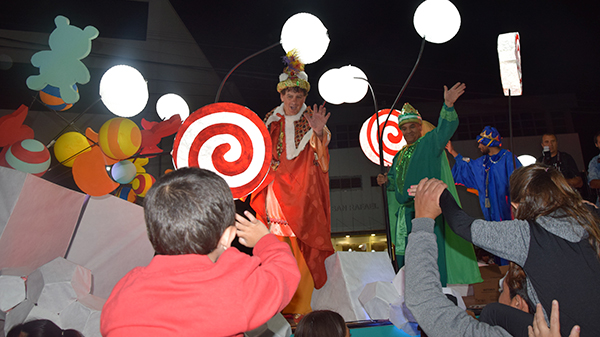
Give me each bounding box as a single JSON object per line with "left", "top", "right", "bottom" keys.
{"left": 98, "top": 118, "right": 142, "bottom": 160}
{"left": 5, "top": 139, "right": 51, "bottom": 176}
{"left": 359, "top": 109, "right": 406, "bottom": 166}
{"left": 131, "top": 173, "right": 155, "bottom": 197}
{"left": 172, "top": 102, "right": 272, "bottom": 199}
{"left": 116, "top": 186, "right": 137, "bottom": 202}
{"left": 39, "top": 84, "right": 77, "bottom": 111}
{"left": 53, "top": 131, "right": 91, "bottom": 167}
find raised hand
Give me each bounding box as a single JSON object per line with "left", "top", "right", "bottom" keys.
{"left": 445, "top": 140, "right": 458, "bottom": 157}
{"left": 414, "top": 178, "right": 447, "bottom": 219}
{"left": 377, "top": 173, "right": 388, "bottom": 186}
{"left": 444, "top": 82, "right": 466, "bottom": 108}
{"left": 305, "top": 103, "right": 331, "bottom": 138}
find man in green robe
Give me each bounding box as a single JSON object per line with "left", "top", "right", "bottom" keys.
{"left": 377, "top": 82, "right": 481, "bottom": 286}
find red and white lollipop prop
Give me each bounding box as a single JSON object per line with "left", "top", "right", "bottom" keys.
{"left": 172, "top": 103, "right": 272, "bottom": 199}
{"left": 359, "top": 109, "right": 406, "bottom": 167}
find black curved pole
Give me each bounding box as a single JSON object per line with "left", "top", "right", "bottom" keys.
{"left": 508, "top": 89, "right": 517, "bottom": 170}
{"left": 214, "top": 42, "right": 281, "bottom": 103}
{"left": 355, "top": 77, "right": 396, "bottom": 270}
{"left": 381, "top": 36, "right": 427, "bottom": 134}
{"left": 372, "top": 36, "right": 427, "bottom": 272}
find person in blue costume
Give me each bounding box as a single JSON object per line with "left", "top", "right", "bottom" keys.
{"left": 377, "top": 82, "right": 481, "bottom": 286}
{"left": 447, "top": 126, "right": 522, "bottom": 222}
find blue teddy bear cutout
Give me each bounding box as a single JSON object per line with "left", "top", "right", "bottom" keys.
{"left": 26, "top": 15, "right": 99, "bottom": 104}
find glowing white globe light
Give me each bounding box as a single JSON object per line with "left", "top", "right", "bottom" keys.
{"left": 318, "top": 68, "right": 345, "bottom": 105}
{"left": 281, "top": 13, "right": 330, "bottom": 64}
{"left": 156, "top": 93, "right": 190, "bottom": 121}
{"left": 340, "top": 65, "right": 368, "bottom": 104}
{"left": 100, "top": 65, "right": 149, "bottom": 117}
{"left": 518, "top": 154, "right": 536, "bottom": 167}
{"left": 413, "top": 0, "right": 461, "bottom": 44}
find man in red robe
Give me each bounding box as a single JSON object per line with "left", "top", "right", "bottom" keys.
{"left": 251, "top": 52, "right": 334, "bottom": 316}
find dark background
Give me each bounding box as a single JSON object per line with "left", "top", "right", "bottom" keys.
{"left": 1, "top": 0, "right": 600, "bottom": 190}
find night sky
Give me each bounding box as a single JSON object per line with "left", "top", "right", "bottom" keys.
{"left": 170, "top": 0, "right": 600, "bottom": 114}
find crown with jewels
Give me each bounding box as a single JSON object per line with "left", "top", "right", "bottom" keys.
{"left": 476, "top": 126, "right": 502, "bottom": 147}
{"left": 397, "top": 103, "right": 422, "bottom": 127}
{"left": 277, "top": 50, "right": 310, "bottom": 93}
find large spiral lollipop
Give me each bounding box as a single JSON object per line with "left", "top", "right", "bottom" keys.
{"left": 172, "top": 103, "right": 272, "bottom": 199}
{"left": 359, "top": 109, "right": 406, "bottom": 167}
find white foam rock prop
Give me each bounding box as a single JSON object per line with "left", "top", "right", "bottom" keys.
{"left": 0, "top": 270, "right": 26, "bottom": 312}
{"left": 34, "top": 257, "right": 92, "bottom": 314}
{"left": 358, "top": 281, "right": 401, "bottom": 320}
{"left": 312, "top": 252, "right": 396, "bottom": 321}
{"left": 497, "top": 32, "right": 522, "bottom": 96}
{"left": 390, "top": 300, "right": 420, "bottom": 335}
{"left": 2, "top": 269, "right": 45, "bottom": 335}
{"left": 60, "top": 294, "right": 105, "bottom": 337}
{"left": 389, "top": 266, "right": 420, "bottom": 334}
{"left": 392, "top": 266, "right": 406, "bottom": 296}
{"left": 244, "top": 313, "right": 291, "bottom": 337}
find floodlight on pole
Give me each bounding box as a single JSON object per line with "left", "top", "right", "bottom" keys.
{"left": 413, "top": 0, "right": 461, "bottom": 44}
{"left": 100, "top": 65, "right": 149, "bottom": 118}
{"left": 156, "top": 93, "right": 190, "bottom": 121}
{"left": 497, "top": 32, "right": 522, "bottom": 169}
{"left": 518, "top": 154, "right": 536, "bottom": 167}
{"left": 317, "top": 65, "right": 368, "bottom": 105}
{"left": 281, "top": 12, "right": 330, "bottom": 64}
{"left": 214, "top": 12, "right": 329, "bottom": 102}
{"left": 344, "top": 0, "right": 461, "bottom": 271}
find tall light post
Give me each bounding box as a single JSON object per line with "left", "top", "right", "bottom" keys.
{"left": 318, "top": 0, "right": 462, "bottom": 271}
{"left": 214, "top": 12, "right": 329, "bottom": 103}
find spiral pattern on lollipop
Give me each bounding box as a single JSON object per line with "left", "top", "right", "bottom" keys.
{"left": 172, "top": 103, "right": 272, "bottom": 199}
{"left": 359, "top": 109, "right": 406, "bottom": 167}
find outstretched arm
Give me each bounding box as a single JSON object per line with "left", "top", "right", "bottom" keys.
{"left": 410, "top": 178, "right": 531, "bottom": 266}
{"left": 405, "top": 218, "right": 512, "bottom": 337}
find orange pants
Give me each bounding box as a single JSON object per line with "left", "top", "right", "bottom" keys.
{"left": 277, "top": 236, "right": 314, "bottom": 315}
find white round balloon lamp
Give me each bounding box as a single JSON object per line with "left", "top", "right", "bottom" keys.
{"left": 318, "top": 68, "right": 345, "bottom": 105}
{"left": 517, "top": 154, "right": 537, "bottom": 167}
{"left": 413, "top": 0, "right": 461, "bottom": 44}
{"left": 100, "top": 65, "right": 149, "bottom": 117}
{"left": 340, "top": 65, "right": 368, "bottom": 104}
{"left": 156, "top": 93, "right": 190, "bottom": 121}
{"left": 281, "top": 13, "right": 330, "bottom": 64}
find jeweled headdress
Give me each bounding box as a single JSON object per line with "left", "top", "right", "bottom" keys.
{"left": 397, "top": 103, "right": 423, "bottom": 127}
{"left": 276, "top": 50, "right": 310, "bottom": 93}
{"left": 476, "top": 126, "right": 502, "bottom": 147}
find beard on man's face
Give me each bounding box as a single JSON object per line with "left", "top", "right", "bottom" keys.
{"left": 479, "top": 145, "right": 490, "bottom": 155}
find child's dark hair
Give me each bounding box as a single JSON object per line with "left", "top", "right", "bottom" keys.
{"left": 294, "top": 310, "right": 347, "bottom": 337}
{"left": 506, "top": 262, "right": 534, "bottom": 314}
{"left": 7, "top": 319, "right": 83, "bottom": 337}
{"left": 144, "top": 167, "right": 235, "bottom": 255}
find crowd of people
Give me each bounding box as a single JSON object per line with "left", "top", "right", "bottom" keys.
{"left": 97, "top": 69, "right": 598, "bottom": 336}
{"left": 13, "top": 52, "right": 599, "bottom": 337}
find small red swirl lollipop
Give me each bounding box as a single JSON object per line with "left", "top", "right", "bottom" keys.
{"left": 359, "top": 109, "right": 406, "bottom": 167}
{"left": 172, "top": 103, "right": 271, "bottom": 199}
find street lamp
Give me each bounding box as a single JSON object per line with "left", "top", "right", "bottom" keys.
{"left": 214, "top": 12, "right": 329, "bottom": 102}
